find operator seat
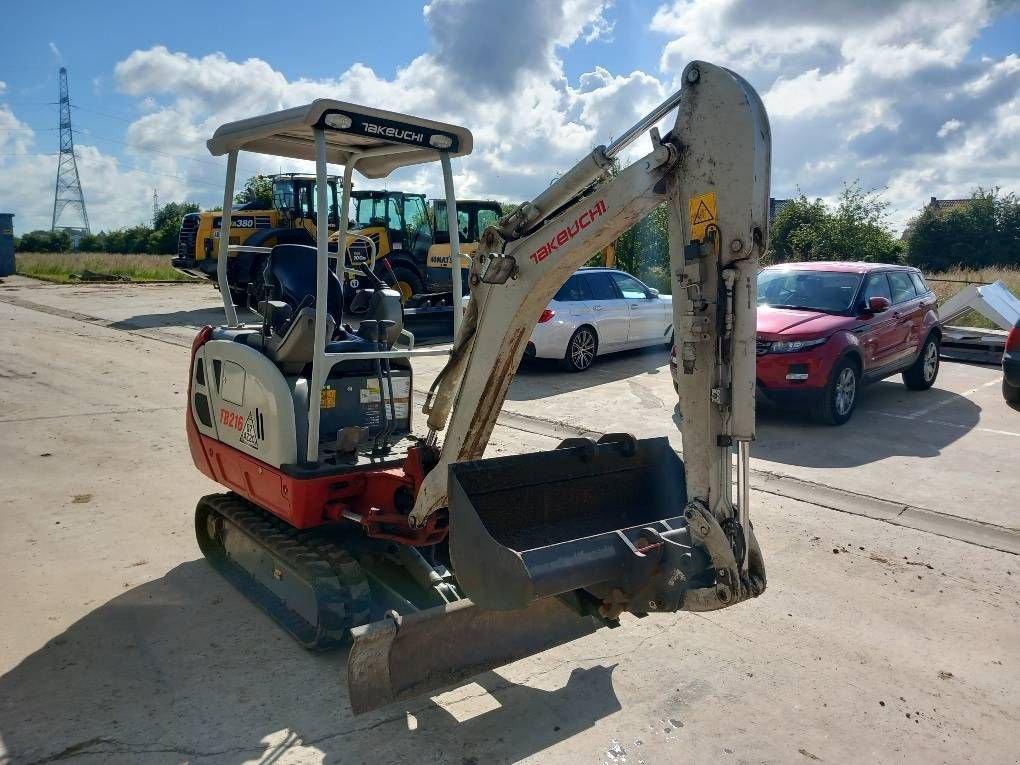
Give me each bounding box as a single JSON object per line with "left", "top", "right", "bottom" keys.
{"left": 265, "top": 244, "right": 343, "bottom": 326}
{"left": 259, "top": 244, "right": 406, "bottom": 374}
{"left": 261, "top": 244, "right": 372, "bottom": 373}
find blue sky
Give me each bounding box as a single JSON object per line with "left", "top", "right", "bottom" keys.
{"left": 1, "top": 0, "right": 1018, "bottom": 233}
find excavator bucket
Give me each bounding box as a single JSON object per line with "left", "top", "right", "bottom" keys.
{"left": 345, "top": 435, "right": 692, "bottom": 715}
{"left": 447, "top": 435, "right": 693, "bottom": 611}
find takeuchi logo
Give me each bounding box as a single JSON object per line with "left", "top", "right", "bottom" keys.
{"left": 529, "top": 199, "right": 607, "bottom": 264}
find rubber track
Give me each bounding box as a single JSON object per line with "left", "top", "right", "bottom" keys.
{"left": 196, "top": 493, "right": 372, "bottom": 650}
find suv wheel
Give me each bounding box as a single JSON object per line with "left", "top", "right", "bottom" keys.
{"left": 561, "top": 326, "right": 598, "bottom": 372}
{"left": 903, "top": 334, "right": 940, "bottom": 390}
{"left": 1004, "top": 379, "right": 1020, "bottom": 408}
{"left": 815, "top": 358, "right": 859, "bottom": 425}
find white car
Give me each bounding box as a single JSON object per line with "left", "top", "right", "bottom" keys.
{"left": 502, "top": 267, "right": 673, "bottom": 372}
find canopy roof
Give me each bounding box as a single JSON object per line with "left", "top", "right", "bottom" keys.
{"left": 207, "top": 100, "right": 473, "bottom": 179}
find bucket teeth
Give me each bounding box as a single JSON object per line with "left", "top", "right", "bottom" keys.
{"left": 347, "top": 597, "right": 598, "bottom": 715}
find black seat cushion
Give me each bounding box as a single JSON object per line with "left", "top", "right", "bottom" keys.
{"left": 326, "top": 335, "right": 375, "bottom": 354}
{"left": 266, "top": 244, "right": 344, "bottom": 326}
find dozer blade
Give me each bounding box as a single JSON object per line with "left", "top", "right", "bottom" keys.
{"left": 447, "top": 434, "right": 719, "bottom": 613}
{"left": 347, "top": 596, "right": 598, "bottom": 714}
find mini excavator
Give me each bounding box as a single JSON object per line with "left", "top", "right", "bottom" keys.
{"left": 185, "top": 60, "right": 770, "bottom": 714}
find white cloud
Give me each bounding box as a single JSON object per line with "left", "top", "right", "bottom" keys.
{"left": 765, "top": 68, "right": 856, "bottom": 119}
{"left": 938, "top": 119, "right": 963, "bottom": 138}
{"left": 105, "top": 1, "right": 657, "bottom": 212}
{"left": 0, "top": 81, "right": 6, "bottom": 95}
{"left": 48, "top": 41, "right": 61, "bottom": 63}
{"left": 651, "top": 0, "right": 1020, "bottom": 231}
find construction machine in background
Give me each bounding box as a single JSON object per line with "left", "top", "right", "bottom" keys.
{"left": 172, "top": 173, "right": 501, "bottom": 311}
{"left": 185, "top": 60, "right": 770, "bottom": 714}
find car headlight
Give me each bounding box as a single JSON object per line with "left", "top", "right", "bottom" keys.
{"left": 769, "top": 337, "right": 827, "bottom": 353}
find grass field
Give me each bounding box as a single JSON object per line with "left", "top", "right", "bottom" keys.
{"left": 13, "top": 252, "right": 198, "bottom": 283}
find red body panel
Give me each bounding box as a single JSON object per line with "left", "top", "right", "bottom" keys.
{"left": 187, "top": 326, "right": 446, "bottom": 545}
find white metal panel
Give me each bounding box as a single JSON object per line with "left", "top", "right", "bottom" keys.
{"left": 938, "top": 280, "right": 1020, "bottom": 329}
{"left": 201, "top": 340, "right": 298, "bottom": 467}
{"left": 206, "top": 99, "right": 473, "bottom": 179}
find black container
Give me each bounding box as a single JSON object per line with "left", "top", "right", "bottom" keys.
{"left": 0, "top": 214, "right": 14, "bottom": 277}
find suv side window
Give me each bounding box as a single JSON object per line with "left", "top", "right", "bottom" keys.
{"left": 863, "top": 273, "right": 892, "bottom": 303}
{"left": 554, "top": 275, "right": 591, "bottom": 302}
{"left": 887, "top": 271, "right": 917, "bottom": 304}
{"left": 909, "top": 272, "right": 930, "bottom": 296}
{"left": 585, "top": 273, "right": 619, "bottom": 300}
{"left": 611, "top": 272, "right": 650, "bottom": 299}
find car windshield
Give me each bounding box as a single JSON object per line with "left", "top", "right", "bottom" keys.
{"left": 758, "top": 269, "right": 862, "bottom": 314}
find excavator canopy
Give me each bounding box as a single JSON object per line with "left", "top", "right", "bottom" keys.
{"left": 206, "top": 99, "right": 473, "bottom": 179}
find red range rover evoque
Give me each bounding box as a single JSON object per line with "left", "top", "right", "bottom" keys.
{"left": 672, "top": 262, "right": 942, "bottom": 424}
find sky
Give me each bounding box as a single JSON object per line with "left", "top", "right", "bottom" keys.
{"left": 1, "top": 0, "right": 1018, "bottom": 235}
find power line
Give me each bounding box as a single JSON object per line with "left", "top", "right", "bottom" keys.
{"left": 70, "top": 126, "right": 223, "bottom": 168}
{"left": 71, "top": 103, "right": 142, "bottom": 124}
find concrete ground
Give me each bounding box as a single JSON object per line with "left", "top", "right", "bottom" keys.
{"left": 1, "top": 278, "right": 1017, "bottom": 764}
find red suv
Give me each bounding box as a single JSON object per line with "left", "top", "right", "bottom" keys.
{"left": 671, "top": 262, "right": 942, "bottom": 424}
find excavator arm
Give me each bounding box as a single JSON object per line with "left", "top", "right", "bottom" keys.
{"left": 347, "top": 60, "right": 770, "bottom": 713}
{"left": 414, "top": 61, "right": 769, "bottom": 547}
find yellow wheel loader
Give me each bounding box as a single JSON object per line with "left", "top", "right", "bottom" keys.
{"left": 172, "top": 172, "right": 500, "bottom": 311}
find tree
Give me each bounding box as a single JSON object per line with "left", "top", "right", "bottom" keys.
{"left": 768, "top": 182, "right": 901, "bottom": 264}
{"left": 235, "top": 175, "right": 274, "bottom": 208}
{"left": 15, "top": 230, "right": 70, "bottom": 252}
{"left": 904, "top": 188, "right": 1020, "bottom": 271}
{"left": 148, "top": 201, "right": 200, "bottom": 254}
{"left": 768, "top": 195, "right": 829, "bottom": 263}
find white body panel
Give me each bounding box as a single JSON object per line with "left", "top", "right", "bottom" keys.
{"left": 192, "top": 339, "right": 298, "bottom": 467}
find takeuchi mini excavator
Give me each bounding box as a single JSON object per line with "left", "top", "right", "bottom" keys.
{"left": 185, "top": 60, "right": 771, "bottom": 714}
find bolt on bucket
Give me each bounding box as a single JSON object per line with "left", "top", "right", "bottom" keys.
{"left": 448, "top": 434, "right": 703, "bottom": 612}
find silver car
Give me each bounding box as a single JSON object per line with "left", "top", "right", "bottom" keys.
{"left": 525, "top": 268, "right": 673, "bottom": 372}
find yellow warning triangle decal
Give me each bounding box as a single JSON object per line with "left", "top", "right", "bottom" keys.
{"left": 692, "top": 200, "right": 714, "bottom": 225}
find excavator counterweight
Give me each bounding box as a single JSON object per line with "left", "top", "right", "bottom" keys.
{"left": 186, "top": 60, "right": 770, "bottom": 715}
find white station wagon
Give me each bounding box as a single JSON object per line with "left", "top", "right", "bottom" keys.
{"left": 524, "top": 267, "right": 673, "bottom": 371}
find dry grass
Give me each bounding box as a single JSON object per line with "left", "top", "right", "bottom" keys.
{"left": 15, "top": 252, "right": 198, "bottom": 283}
{"left": 926, "top": 266, "right": 1020, "bottom": 329}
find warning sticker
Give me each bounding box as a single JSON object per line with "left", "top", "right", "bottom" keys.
{"left": 360, "top": 379, "right": 381, "bottom": 404}
{"left": 240, "top": 410, "right": 261, "bottom": 450}
{"left": 689, "top": 192, "right": 717, "bottom": 242}
{"left": 360, "top": 377, "right": 411, "bottom": 424}
{"left": 321, "top": 387, "right": 336, "bottom": 409}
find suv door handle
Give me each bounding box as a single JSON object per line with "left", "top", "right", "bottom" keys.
{"left": 630, "top": 304, "right": 641, "bottom": 309}
{"left": 592, "top": 305, "right": 604, "bottom": 311}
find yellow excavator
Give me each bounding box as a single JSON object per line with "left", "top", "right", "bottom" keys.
{"left": 186, "top": 60, "right": 770, "bottom": 713}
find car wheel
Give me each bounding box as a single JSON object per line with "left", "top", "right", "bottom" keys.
{"left": 1004, "top": 378, "right": 1020, "bottom": 408}
{"left": 903, "top": 334, "right": 940, "bottom": 390}
{"left": 561, "top": 326, "right": 598, "bottom": 372}
{"left": 814, "top": 357, "right": 859, "bottom": 425}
